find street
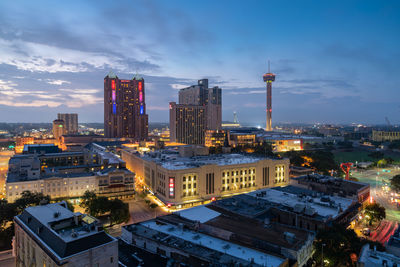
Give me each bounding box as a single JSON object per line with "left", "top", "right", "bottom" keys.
{"left": 0, "top": 150, "right": 14, "bottom": 199}
{"left": 352, "top": 166, "right": 400, "bottom": 222}
{"left": 351, "top": 166, "right": 400, "bottom": 243}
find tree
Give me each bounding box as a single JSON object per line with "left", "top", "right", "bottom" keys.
{"left": 364, "top": 203, "right": 386, "bottom": 226}
{"left": 80, "top": 190, "right": 97, "bottom": 214}
{"left": 391, "top": 175, "right": 400, "bottom": 192}
{"left": 0, "top": 200, "right": 17, "bottom": 227}
{"left": 313, "top": 224, "right": 363, "bottom": 267}
{"left": 109, "top": 199, "right": 130, "bottom": 227}
{"left": 14, "top": 191, "right": 50, "bottom": 212}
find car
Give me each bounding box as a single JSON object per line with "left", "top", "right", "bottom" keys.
{"left": 362, "top": 228, "right": 370, "bottom": 236}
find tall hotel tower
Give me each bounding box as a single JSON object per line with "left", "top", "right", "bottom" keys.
{"left": 263, "top": 62, "right": 275, "bottom": 131}
{"left": 170, "top": 79, "right": 221, "bottom": 145}
{"left": 104, "top": 71, "right": 148, "bottom": 139}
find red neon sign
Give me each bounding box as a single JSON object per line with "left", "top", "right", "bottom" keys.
{"left": 111, "top": 80, "right": 115, "bottom": 90}
{"left": 138, "top": 82, "right": 142, "bottom": 91}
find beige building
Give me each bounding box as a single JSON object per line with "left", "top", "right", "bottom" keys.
{"left": 121, "top": 147, "right": 289, "bottom": 209}
{"left": 6, "top": 144, "right": 134, "bottom": 202}
{"left": 372, "top": 130, "right": 400, "bottom": 142}
{"left": 14, "top": 202, "right": 118, "bottom": 267}
{"left": 169, "top": 102, "right": 206, "bottom": 145}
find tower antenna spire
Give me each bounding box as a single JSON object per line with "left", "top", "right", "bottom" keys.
{"left": 268, "top": 60, "right": 270, "bottom": 73}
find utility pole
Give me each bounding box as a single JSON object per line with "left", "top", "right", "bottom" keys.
{"left": 321, "top": 243, "right": 326, "bottom": 267}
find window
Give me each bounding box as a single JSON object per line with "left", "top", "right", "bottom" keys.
{"left": 110, "top": 257, "right": 114, "bottom": 263}
{"left": 188, "top": 184, "right": 191, "bottom": 189}
{"left": 194, "top": 176, "right": 197, "bottom": 181}
{"left": 222, "top": 172, "right": 225, "bottom": 176}
{"left": 222, "top": 179, "right": 225, "bottom": 184}
{"left": 183, "top": 184, "right": 186, "bottom": 190}
{"left": 183, "top": 177, "right": 186, "bottom": 182}
{"left": 194, "top": 183, "right": 196, "bottom": 188}
{"left": 231, "top": 178, "right": 234, "bottom": 183}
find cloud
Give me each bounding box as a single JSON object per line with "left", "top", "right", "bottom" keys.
{"left": 46, "top": 79, "right": 71, "bottom": 85}
{"left": 0, "top": 38, "right": 160, "bottom": 73}
{"left": 0, "top": 100, "right": 61, "bottom": 107}
{"left": 170, "top": 83, "right": 188, "bottom": 90}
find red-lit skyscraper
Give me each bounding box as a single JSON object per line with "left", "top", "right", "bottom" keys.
{"left": 263, "top": 62, "right": 275, "bottom": 131}
{"left": 104, "top": 71, "right": 148, "bottom": 139}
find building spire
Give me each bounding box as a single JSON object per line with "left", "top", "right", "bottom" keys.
{"left": 268, "top": 60, "right": 270, "bottom": 73}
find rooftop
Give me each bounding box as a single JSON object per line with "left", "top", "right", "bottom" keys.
{"left": 248, "top": 186, "right": 354, "bottom": 219}
{"left": 136, "top": 150, "right": 279, "bottom": 170}
{"left": 15, "top": 202, "right": 115, "bottom": 261}
{"left": 130, "top": 218, "right": 286, "bottom": 266}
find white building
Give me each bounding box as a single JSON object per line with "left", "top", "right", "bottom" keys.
{"left": 14, "top": 202, "right": 118, "bottom": 267}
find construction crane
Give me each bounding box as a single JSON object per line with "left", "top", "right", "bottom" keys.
{"left": 340, "top": 162, "right": 353, "bottom": 180}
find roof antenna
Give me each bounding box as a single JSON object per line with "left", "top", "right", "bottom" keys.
{"left": 268, "top": 60, "right": 270, "bottom": 73}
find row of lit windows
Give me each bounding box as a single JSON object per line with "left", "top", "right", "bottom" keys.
{"left": 222, "top": 183, "right": 255, "bottom": 191}
{"left": 222, "top": 169, "right": 255, "bottom": 177}
{"left": 183, "top": 183, "right": 197, "bottom": 189}
{"left": 222, "top": 176, "right": 255, "bottom": 184}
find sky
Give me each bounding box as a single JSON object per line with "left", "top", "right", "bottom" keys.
{"left": 0, "top": 0, "right": 399, "bottom": 125}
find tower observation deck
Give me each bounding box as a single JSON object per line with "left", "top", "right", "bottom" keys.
{"left": 263, "top": 62, "right": 275, "bottom": 131}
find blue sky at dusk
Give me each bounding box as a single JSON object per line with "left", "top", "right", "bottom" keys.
{"left": 0, "top": 0, "right": 399, "bottom": 125}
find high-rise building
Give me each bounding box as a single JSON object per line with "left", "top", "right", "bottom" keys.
{"left": 14, "top": 202, "right": 118, "bottom": 267}
{"left": 57, "top": 113, "right": 78, "bottom": 134}
{"left": 179, "top": 79, "right": 222, "bottom": 130}
{"left": 169, "top": 102, "right": 205, "bottom": 145}
{"left": 263, "top": 62, "right": 275, "bottom": 131}
{"left": 104, "top": 71, "right": 148, "bottom": 139}
{"left": 52, "top": 119, "right": 66, "bottom": 145}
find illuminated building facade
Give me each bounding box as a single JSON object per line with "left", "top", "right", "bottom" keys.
{"left": 104, "top": 71, "right": 148, "bottom": 140}
{"left": 122, "top": 147, "right": 289, "bottom": 209}
{"left": 169, "top": 102, "right": 206, "bottom": 145}
{"left": 57, "top": 113, "right": 78, "bottom": 134}
{"left": 179, "top": 79, "right": 222, "bottom": 130}
{"left": 52, "top": 119, "right": 66, "bottom": 146}
{"left": 204, "top": 130, "right": 227, "bottom": 147}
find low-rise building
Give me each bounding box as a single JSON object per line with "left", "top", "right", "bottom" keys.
{"left": 14, "top": 201, "right": 118, "bottom": 267}
{"left": 289, "top": 166, "right": 314, "bottom": 178}
{"left": 6, "top": 143, "right": 135, "bottom": 202}
{"left": 358, "top": 244, "right": 400, "bottom": 267}
{"left": 372, "top": 130, "right": 400, "bottom": 142}
{"left": 290, "top": 174, "right": 370, "bottom": 205}
{"left": 121, "top": 209, "right": 290, "bottom": 267}
{"left": 247, "top": 185, "right": 360, "bottom": 230}
{"left": 122, "top": 146, "right": 289, "bottom": 209}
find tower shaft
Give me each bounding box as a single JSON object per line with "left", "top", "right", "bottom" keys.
{"left": 266, "top": 81, "right": 272, "bottom": 131}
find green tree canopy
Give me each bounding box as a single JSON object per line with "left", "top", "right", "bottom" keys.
{"left": 109, "top": 199, "right": 130, "bottom": 227}
{"left": 364, "top": 203, "right": 386, "bottom": 226}
{"left": 314, "top": 224, "right": 363, "bottom": 267}
{"left": 391, "top": 175, "right": 400, "bottom": 192}
{"left": 14, "top": 191, "right": 50, "bottom": 212}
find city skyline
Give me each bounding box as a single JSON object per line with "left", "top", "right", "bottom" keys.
{"left": 0, "top": 0, "right": 399, "bottom": 125}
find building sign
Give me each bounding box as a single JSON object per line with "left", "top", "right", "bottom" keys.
{"left": 169, "top": 177, "right": 175, "bottom": 198}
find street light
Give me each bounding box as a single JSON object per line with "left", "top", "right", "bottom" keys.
{"left": 321, "top": 243, "right": 326, "bottom": 267}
